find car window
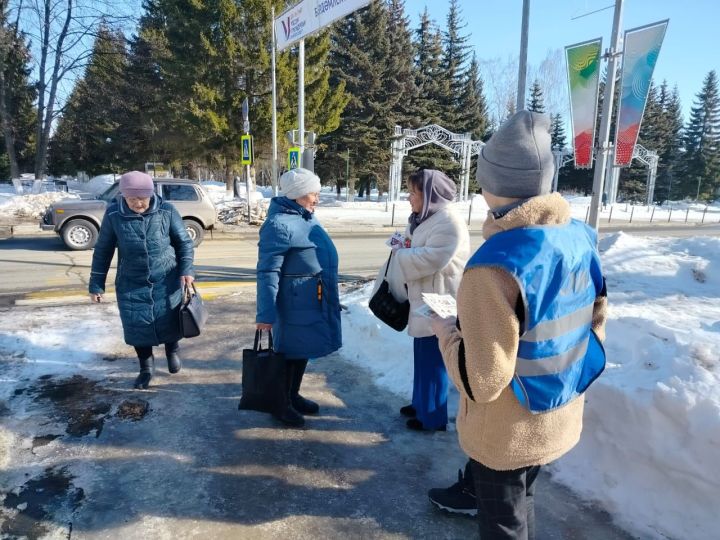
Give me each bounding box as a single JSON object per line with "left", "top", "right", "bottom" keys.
{"left": 162, "top": 184, "right": 199, "bottom": 201}
{"left": 99, "top": 184, "right": 120, "bottom": 201}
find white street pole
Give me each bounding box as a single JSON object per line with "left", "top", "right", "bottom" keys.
{"left": 588, "top": 0, "right": 624, "bottom": 231}
{"left": 270, "top": 6, "right": 278, "bottom": 197}
{"left": 298, "top": 39, "right": 305, "bottom": 168}
{"left": 271, "top": 6, "right": 279, "bottom": 196}
{"left": 516, "top": 0, "right": 530, "bottom": 112}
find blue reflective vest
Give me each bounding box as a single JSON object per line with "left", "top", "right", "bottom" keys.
{"left": 466, "top": 219, "right": 605, "bottom": 413}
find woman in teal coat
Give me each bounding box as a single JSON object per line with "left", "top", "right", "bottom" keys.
{"left": 256, "top": 168, "right": 342, "bottom": 427}
{"left": 89, "top": 171, "right": 195, "bottom": 389}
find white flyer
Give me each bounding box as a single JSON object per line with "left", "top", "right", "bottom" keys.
{"left": 419, "top": 293, "right": 457, "bottom": 319}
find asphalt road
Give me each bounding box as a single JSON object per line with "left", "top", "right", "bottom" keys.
{"left": 1, "top": 223, "right": 718, "bottom": 297}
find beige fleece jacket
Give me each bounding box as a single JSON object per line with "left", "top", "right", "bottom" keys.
{"left": 436, "top": 193, "right": 608, "bottom": 471}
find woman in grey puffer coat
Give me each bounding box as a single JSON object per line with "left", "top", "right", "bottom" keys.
{"left": 89, "top": 171, "right": 195, "bottom": 389}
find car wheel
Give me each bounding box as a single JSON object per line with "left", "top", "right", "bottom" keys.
{"left": 183, "top": 219, "right": 204, "bottom": 247}
{"left": 62, "top": 219, "right": 98, "bottom": 250}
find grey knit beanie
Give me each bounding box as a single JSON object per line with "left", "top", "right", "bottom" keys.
{"left": 476, "top": 111, "right": 554, "bottom": 198}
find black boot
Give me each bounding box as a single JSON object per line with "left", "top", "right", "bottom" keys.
{"left": 290, "top": 359, "right": 319, "bottom": 415}
{"left": 273, "top": 362, "right": 304, "bottom": 427}
{"left": 134, "top": 354, "right": 154, "bottom": 389}
{"left": 165, "top": 342, "right": 181, "bottom": 374}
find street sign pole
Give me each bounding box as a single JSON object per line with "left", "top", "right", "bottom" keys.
{"left": 275, "top": 0, "right": 371, "bottom": 173}
{"left": 298, "top": 39, "right": 305, "bottom": 168}
{"left": 242, "top": 97, "right": 252, "bottom": 223}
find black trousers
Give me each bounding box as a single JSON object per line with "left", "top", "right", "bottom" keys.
{"left": 134, "top": 341, "right": 179, "bottom": 361}
{"left": 470, "top": 459, "right": 541, "bottom": 540}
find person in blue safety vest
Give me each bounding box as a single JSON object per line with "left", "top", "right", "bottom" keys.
{"left": 427, "top": 111, "right": 608, "bottom": 539}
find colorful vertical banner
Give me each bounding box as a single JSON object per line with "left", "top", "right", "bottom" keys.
{"left": 566, "top": 38, "right": 602, "bottom": 168}
{"left": 614, "top": 20, "right": 668, "bottom": 166}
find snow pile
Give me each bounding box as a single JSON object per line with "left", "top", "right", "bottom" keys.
{"left": 0, "top": 191, "right": 79, "bottom": 220}
{"left": 550, "top": 233, "right": 720, "bottom": 540}
{"left": 64, "top": 174, "right": 116, "bottom": 196}
{"left": 201, "top": 182, "right": 270, "bottom": 224}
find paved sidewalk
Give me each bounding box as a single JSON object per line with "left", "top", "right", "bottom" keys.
{"left": 0, "top": 289, "right": 638, "bottom": 539}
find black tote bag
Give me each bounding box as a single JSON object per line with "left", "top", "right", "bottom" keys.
{"left": 368, "top": 251, "right": 410, "bottom": 332}
{"left": 179, "top": 283, "right": 209, "bottom": 338}
{"left": 238, "top": 330, "right": 286, "bottom": 413}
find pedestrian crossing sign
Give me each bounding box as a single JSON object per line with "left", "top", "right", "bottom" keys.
{"left": 241, "top": 135, "right": 253, "bottom": 165}
{"left": 288, "top": 147, "right": 300, "bottom": 170}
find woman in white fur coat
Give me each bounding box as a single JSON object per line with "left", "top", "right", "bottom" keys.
{"left": 392, "top": 169, "right": 470, "bottom": 430}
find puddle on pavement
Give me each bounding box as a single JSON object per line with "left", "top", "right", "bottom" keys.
{"left": 116, "top": 399, "right": 150, "bottom": 421}
{"left": 25, "top": 374, "right": 153, "bottom": 438}
{"left": 1, "top": 466, "right": 84, "bottom": 540}
{"left": 32, "top": 375, "right": 115, "bottom": 438}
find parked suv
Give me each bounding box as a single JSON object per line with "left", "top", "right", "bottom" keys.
{"left": 41, "top": 178, "right": 217, "bottom": 250}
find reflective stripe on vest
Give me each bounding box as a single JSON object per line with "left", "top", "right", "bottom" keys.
{"left": 466, "top": 219, "right": 606, "bottom": 413}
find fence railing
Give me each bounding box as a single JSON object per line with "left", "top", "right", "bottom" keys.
{"left": 585, "top": 202, "right": 720, "bottom": 225}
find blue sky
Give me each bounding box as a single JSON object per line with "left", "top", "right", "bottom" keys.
{"left": 411, "top": 0, "right": 719, "bottom": 123}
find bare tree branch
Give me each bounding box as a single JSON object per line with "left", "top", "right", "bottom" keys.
{"left": 13, "top": 0, "right": 139, "bottom": 176}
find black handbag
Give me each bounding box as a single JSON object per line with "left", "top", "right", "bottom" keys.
{"left": 238, "top": 330, "right": 286, "bottom": 413}
{"left": 369, "top": 251, "right": 410, "bottom": 332}
{"left": 179, "top": 283, "right": 209, "bottom": 338}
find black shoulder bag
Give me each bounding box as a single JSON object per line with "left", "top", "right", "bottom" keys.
{"left": 368, "top": 251, "right": 410, "bottom": 332}
{"left": 179, "top": 283, "right": 209, "bottom": 338}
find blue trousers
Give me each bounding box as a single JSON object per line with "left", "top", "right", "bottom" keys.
{"left": 411, "top": 335, "right": 449, "bottom": 429}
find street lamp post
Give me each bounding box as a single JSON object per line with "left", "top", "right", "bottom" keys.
{"left": 588, "top": 0, "right": 624, "bottom": 231}
{"left": 105, "top": 137, "right": 116, "bottom": 181}
{"left": 345, "top": 149, "right": 350, "bottom": 203}
{"left": 516, "top": 0, "right": 530, "bottom": 111}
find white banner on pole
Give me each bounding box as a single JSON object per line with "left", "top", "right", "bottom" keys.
{"left": 275, "top": 0, "right": 370, "bottom": 51}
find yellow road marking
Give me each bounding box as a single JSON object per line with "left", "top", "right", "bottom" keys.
{"left": 23, "top": 280, "right": 254, "bottom": 300}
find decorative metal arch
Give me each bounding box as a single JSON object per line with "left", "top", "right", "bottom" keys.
{"left": 388, "top": 124, "right": 484, "bottom": 202}
{"left": 627, "top": 144, "right": 659, "bottom": 205}
{"left": 555, "top": 144, "right": 659, "bottom": 205}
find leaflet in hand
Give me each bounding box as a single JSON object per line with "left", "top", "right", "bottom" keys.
{"left": 386, "top": 232, "right": 410, "bottom": 249}
{"left": 417, "top": 293, "right": 457, "bottom": 319}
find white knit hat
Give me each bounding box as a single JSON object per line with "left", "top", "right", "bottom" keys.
{"left": 280, "top": 168, "right": 321, "bottom": 200}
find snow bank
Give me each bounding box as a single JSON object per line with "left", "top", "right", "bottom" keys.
{"left": 0, "top": 192, "right": 79, "bottom": 220}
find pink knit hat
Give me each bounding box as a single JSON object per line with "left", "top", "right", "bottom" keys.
{"left": 119, "top": 171, "right": 155, "bottom": 198}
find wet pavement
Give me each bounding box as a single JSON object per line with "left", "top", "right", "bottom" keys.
{"left": 0, "top": 289, "right": 640, "bottom": 539}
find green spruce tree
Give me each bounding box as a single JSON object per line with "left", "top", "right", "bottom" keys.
{"left": 550, "top": 113, "right": 566, "bottom": 150}
{"left": 679, "top": 70, "right": 720, "bottom": 200}
{"left": 0, "top": 16, "right": 35, "bottom": 178}
{"left": 439, "top": 0, "right": 470, "bottom": 129}
{"left": 404, "top": 8, "right": 457, "bottom": 177}
{"left": 457, "top": 52, "right": 489, "bottom": 140}
{"left": 323, "top": 1, "right": 393, "bottom": 192}
{"left": 527, "top": 80, "right": 545, "bottom": 113}
{"left": 655, "top": 82, "right": 684, "bottom": 202}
